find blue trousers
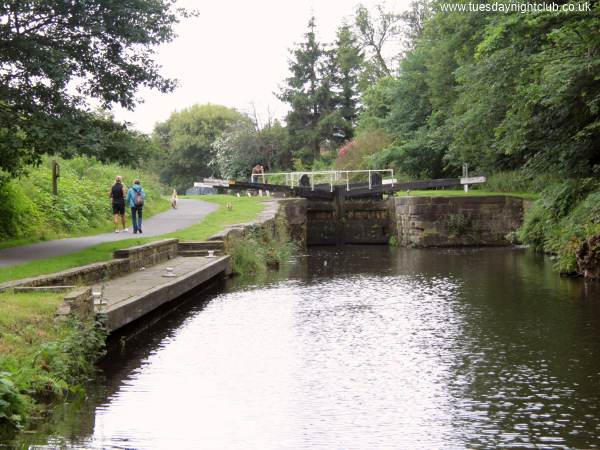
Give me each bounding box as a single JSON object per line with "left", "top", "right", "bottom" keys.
{"left": 131, "top": 207, "right": 143, "bottom": 232}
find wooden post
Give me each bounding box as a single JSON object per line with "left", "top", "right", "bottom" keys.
{"left": 52, "top": 160, "right": 60, "bottom": 196}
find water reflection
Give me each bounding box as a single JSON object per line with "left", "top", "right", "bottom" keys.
{"left": 10, "top": 246, "right": 600, "bottom": 449}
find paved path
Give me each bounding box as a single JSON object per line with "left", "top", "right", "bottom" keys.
{"left": 0, "top": 199, "right": 219, "bottom": 268}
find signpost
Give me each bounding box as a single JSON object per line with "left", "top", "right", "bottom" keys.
{"left": 51, "top": 160, "right": 60, "bottom": 196}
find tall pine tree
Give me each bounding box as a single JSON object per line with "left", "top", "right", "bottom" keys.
{"left": 280, "top": 18, "right": 365, "bottom": 163}
{"left": 331, "top": 24, "right": 364, "bottom": 144}
{"left": 279, "top": 17, "right": 327, "bottom": 163}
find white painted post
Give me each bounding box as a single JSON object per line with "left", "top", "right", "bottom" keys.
{"left": 368, "top": 170, "right": 372, "bottom": 189}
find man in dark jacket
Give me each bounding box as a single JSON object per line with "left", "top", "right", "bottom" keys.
{"left": 127, "top": 179, "right": 146, "bottom": 234}
{"left": 109, "top": 175, "right": 128, "bottom": 233}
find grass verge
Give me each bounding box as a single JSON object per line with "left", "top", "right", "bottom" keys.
{"left": 0, "top": 195, "right": 266, "bottom": 284}
{"left": 396, "top": 189, "right": 538, "bottom": 200}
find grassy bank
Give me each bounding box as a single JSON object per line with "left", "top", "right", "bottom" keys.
{"left": 0, "top": 195, "right": 266, "bottom": 284}
{"left": 398, "top": 190, "right": 538, "bottom": 200}
{"left": 0, "top": 156, "right": 170, "bottom": 250}
{"left": 0, "top": 291, "right": 105, "bottom": 436}
{"left": 519, "top": 180, "right": 600, "bottom": 274}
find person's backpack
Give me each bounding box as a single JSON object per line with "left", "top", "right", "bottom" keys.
{"left": 134, "top": 189, "right": 144, "bottom": 207}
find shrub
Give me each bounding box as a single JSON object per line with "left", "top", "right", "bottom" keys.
{"left": 335, "top": 130, "right": 391, "bottom": 171}
{"left": 520, "top": 181, "right": 600, "bottom": 274}
{"left": 0, "top": 372, "right": 25, "bottom": 431}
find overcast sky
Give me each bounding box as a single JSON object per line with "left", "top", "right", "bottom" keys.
{"left": 111, "top": 0, "right": 410, "bottom": 134}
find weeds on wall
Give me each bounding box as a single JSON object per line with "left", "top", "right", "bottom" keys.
{"left": 229, "top": 215, "right": 296, "bottom": 275}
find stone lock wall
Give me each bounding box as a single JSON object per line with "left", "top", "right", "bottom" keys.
{"left": 394, "top": 196, "right": 524, "bottom": 247}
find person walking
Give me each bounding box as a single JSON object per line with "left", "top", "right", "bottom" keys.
{"left": 109, "top": 175, "right": 128, "bottom": 233}
{"left": 127, "top": 179, "right": 145, "bottom": 234}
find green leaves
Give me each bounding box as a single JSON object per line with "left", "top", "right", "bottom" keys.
{"left": 153, "top": 104, "right": 247, "bottom": 191}
{"left": 0, "top": 0, "right": 188, "bottom": 177}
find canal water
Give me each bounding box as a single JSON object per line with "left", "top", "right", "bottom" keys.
{"left": 13, "top": 246, "right": 600, "bottom": 449}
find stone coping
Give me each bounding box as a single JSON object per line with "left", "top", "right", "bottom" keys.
{"left": 113, "top": 238, "right": 179, "bottom": 258}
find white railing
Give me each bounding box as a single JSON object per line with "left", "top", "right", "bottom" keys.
{"left": 250, "top": 169, "right": 395, "bottom": 192}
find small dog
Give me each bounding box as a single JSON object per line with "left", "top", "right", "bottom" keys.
{"left": 226, "top": 202, "right": 233, "bottom": 211}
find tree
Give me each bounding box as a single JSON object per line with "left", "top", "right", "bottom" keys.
{"left": 399, "top": 0, "right": 431, "bottom": 53}
{"left": 327, "top": 24, "right": 364, "bottom": 144}
{"left": 0, "top": 0, "right": 189, "bottom": 179}
{"left": 354, "top": 3, "right": 402, "bottom": 84}
{"left": 153, "top": 104, "right": 247, "bottom": 191}
{"left": 212, "top": 121, "right": 263, "bottom": 179}
{"left": 213, "top": 119, "right": 292, "bottom": 179}
{"left": 279, "top": 16, "right": 327, "bottom": 163}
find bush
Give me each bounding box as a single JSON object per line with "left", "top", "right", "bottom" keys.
{"left": 0, "top": 372, "right": 25, "bottom": 431}
{"left": 484, "top": 171, "right": 566, "bottom": 194}
{"left": 335, "top": 130, "right": 391, "bottom": 171}
{"left": 520, "top": 180, "right": 600, "bottom": 274}
{"left": 0, "top": 315, "right": 106, "bottom": 435}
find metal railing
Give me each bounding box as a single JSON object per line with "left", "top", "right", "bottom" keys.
{"left": 250, "top": 169, "right": 395, "bottom": 192}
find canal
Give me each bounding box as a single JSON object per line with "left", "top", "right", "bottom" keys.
{"left": 14, "top": 246, "right": 600, "bottom": 449}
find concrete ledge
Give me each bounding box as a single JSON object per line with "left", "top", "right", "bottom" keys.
{"left": 104, "top": 256, "right": 230, "bottom": 332}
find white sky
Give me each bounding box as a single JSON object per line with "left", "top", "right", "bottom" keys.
{"left": 111, "top": 0, "right": 411, "bottom": 134}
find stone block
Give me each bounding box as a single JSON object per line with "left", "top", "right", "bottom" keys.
{"left": 60, "top": 287, "right": 94, "bottom": 319}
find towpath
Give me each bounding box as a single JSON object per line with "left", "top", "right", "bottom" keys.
{"left": 0, "top": 199, "right": 218, "bottom": 268}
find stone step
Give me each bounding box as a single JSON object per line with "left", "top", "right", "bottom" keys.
{"left": 178, "top": 250, "right": 225, "bottom": 257}
{"left": 178, "top": 240, "right": 225, "bottom": 251}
